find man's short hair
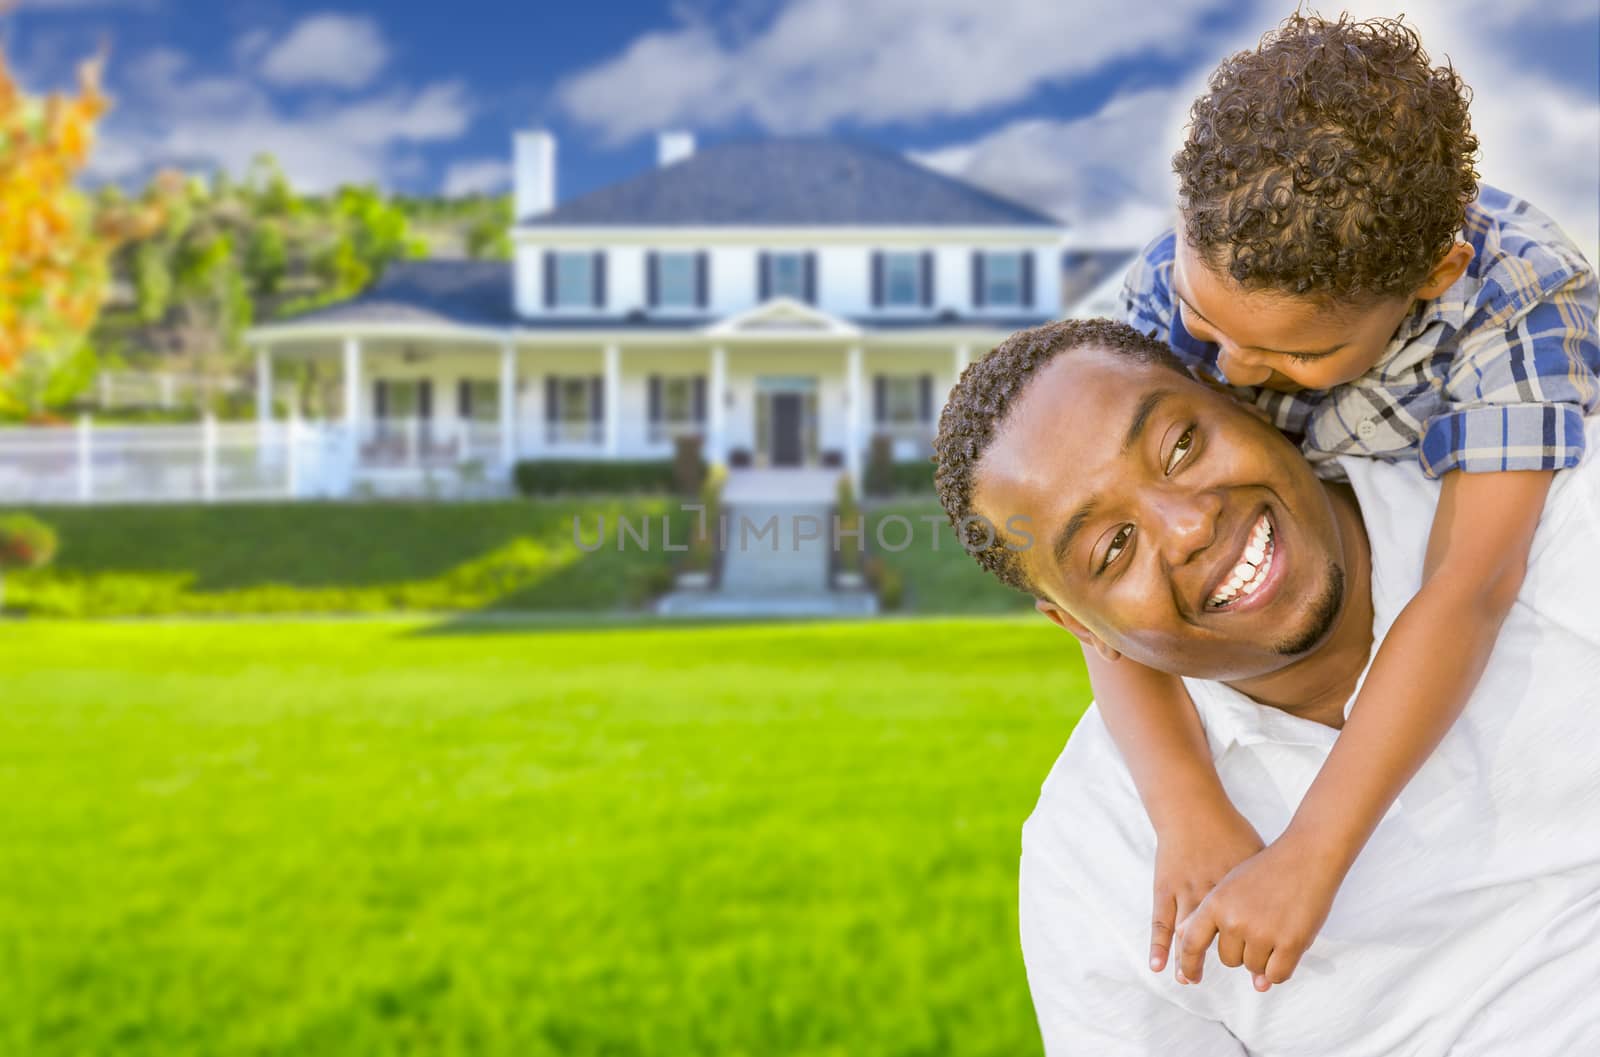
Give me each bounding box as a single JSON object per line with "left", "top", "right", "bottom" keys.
{"left": 932, "top": 318, "right": 1189, "bottom": 594}
{"left": 1175, "top": 12, "right": 1480, "bottom": 302}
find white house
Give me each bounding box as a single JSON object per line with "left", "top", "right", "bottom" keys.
{"left": 245, "top": 132, "right": 1067, "bottom": 495}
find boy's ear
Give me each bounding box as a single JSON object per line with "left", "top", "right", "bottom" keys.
{"left": 1413, "top": 241, "right": 1475, "bottom": 300}
{"left": 1034, "top": 598, "right": 1123, "bottom": 662}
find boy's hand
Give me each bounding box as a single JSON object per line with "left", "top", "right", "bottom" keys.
{"left": 1174, "top": 836, "right": 1343, "bottom": 991}
{"left": 1148, "top": 802, "right": 1263, "bottom": 975}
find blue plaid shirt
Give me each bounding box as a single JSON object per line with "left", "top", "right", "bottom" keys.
{"left": 1121, "top": 186, "right": 1600, "bottom": 478}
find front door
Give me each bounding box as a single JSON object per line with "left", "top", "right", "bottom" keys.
{"left": 771, "top": 393, "right": 804, "bottom": 467}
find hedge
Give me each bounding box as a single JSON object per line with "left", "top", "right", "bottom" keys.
{"left": 513, "top": 459, "right": 703, "bottom": 496}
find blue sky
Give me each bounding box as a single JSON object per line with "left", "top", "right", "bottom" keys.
{"left": 5, "top": 0, "right": 1596, "bottom": 254}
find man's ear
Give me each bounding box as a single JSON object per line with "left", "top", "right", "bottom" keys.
{"left": 1413, "top": 241, "right": 1474, "bottom": 300}
{"left": 1034, "top": 598, "right": 1123, "bottom": 662}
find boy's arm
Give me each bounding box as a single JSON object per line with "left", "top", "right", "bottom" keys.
{"left": 1082, "top": 649, "right": 1262, "bottom": 975}
{"left": 1176, "top": 468, "right": 1553, "bottom": 990}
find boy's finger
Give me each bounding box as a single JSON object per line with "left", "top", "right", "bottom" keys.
{"left": 1263, "top": 946, "right": 1301, "bottom": 985}
{"left": 1176, "top": 907, "right": 1218, "bottom": 983}
{"left": 1149, "top": 890, "right": 1176, "bottom": 971}
{"left": 1217, "top": 930, "right": 1245, "bottom": 969}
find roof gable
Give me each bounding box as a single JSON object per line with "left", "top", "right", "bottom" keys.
{"left": 520, "top": 140, "right": 1062, "bottom": 228}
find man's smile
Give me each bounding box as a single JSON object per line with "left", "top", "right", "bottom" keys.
{"left": 1203, "top": 509, "right": 1283, "bottom": 614}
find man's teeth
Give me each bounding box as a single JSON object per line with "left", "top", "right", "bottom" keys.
{"left": 1208, "top": 516, "right": 1274, "bottom": 608}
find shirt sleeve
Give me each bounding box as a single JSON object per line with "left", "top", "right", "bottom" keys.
{"left": 1119, "top": 231, "right": 1178, "bottom": 342}
{"left": 1420, "top": 266, "right": 1600, "bottom": 478}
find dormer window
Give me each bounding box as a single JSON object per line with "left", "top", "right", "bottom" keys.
{"left": 759, "top": 251, "right": 816, "bottom": 303}
{"left": 972, "top": 250, "right": 1034, "bottom": 310}
{"left": 544, "top": 251, "right": 605, "bottom": 310}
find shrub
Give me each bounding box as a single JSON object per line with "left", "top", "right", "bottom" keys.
{"left": 0, "top": 514, "right": 58, "bottom": 613}
{"left": 834, "top": 475, "right": 863, "bottom": 575}
{"left": 889, "top": 460, "right": 935, "bottom": 495}
{"left": 685, "top": 464, "right": 727, "bottom": 576}
{"left": 672, "top": 434, "right": 706, "bottom": 495}
{"left": 514, "top": 459, "right": 686, "bottom": 496}
{"left": 861, "top": 554, "right": 905, "bottom": 611}
{"left": 864, "top": 434, "right": 896, "bottom": 498}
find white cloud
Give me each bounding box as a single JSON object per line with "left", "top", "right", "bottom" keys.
{"left": 916, "top": 1, "right": 1598, "bottom": 263}
{"left": 258, "top": 13, "right": 389, "bottom": 90}
{"left": 441, "top": 158, "right": 512, "bottom": 197}
{"left": 91, "top": 45, "right": 471, "bottom": 193}
{"left": 557, "top": 0, "right": 1232, "bottom": 144}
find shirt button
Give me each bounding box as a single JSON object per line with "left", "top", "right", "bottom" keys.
{"left": 1357, "top": 420, "right": 1378, "bottom": 441}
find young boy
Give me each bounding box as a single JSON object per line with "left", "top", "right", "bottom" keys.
{"left": 1109, "top": 13, "right": 1599, "bottom": 991}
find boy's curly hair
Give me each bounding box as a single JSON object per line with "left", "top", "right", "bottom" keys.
{"left": 932, "top": 319, "right": 1189, "bottom": 594}
{"left": 1175, "top": 12, "right": 1480, "bottom": 301}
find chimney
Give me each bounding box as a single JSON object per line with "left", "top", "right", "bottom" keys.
{"left": 657, "top": 130, "right": 695, "bottom": 168}
{"left": 514, "top": 130, "right": 556, "bottom": 219}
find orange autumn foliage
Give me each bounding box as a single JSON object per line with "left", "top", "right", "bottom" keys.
{"left": 0, "top": 49, "right": 166, "bottom": 375}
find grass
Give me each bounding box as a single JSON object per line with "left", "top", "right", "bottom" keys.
{"left": 3, "top": 501, "right": 691, "bottom": 617}
{"left": 0, "top": 615, "right": 1090, "bottom": 1057}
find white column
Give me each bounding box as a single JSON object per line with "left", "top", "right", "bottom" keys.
{"left": 76, "top": 414, "right": 93, "bottom": 503}
{"left": 846, "top": 344, "right": 864, "bottom": 489}
{"left": 160, "top": 373, "right": 176, "bottom": 409}
{"left": 285, "top": 405, "right": 301, "bottom": 499}
{"left": 708, "top": 345, "right": 727, "bottom": 465}
{"left": 952, "top": 343, "right": 971, "bottom": 389}
{"left": 255, "top": 346, "right": 273, "bottom": 424}
{"left": 603, "top": 343, "right": 621, "bottom": 456}
{"left": 201, "top": 413, "right": 218, "bottom": 502}
{"left": 498, "top": 340, "right": 516, "bottom": 470}
{"left": 342, "top": 336, "right": 362, "bottom": 470}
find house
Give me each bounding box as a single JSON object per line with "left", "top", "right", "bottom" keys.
{"left": 245, "top": 132, "right": 1067, "bottom": 495}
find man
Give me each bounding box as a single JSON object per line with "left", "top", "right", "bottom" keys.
{"left": 931, "top": 318, "right": 1600, "bottom": 1055}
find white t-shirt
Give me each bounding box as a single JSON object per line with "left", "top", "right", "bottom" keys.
{"left": 1019, "top": 419, "right": 1600, "bottom": 1056}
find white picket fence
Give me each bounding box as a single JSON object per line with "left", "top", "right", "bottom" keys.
{"left": 0, "top": 416, "right": 516, "bottom": 505}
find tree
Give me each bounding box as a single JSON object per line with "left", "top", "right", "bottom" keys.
{"left": 244, "top": 221, "right": 287, "bottom": 297}
{"left": 0, "top": 48, "right": 168, "bottom": 390}
{"left": 465, "top": 197, "right": 512, "bottom": 260}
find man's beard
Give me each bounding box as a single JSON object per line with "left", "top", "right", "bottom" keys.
{"left": 1273, "top": 561, "right": 1345, "bottom": 657}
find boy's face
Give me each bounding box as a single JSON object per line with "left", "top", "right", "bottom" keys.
{"left": 1171, "top": 228, "right": 1416, "bottom": 393}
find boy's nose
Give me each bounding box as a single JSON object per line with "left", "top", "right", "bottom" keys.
{"left": 1217, "top": 345, "right": 1271, "bottom": 387}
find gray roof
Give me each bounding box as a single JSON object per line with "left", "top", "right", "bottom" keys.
{"left": 275, "top": 260, "right": 515, "bottom": 329}
{"left": 521, "top": 141, "right": 1062, "bottom": 227}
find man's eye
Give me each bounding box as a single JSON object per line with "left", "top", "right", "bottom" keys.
{"left": 1100, "top": 525, "right": 1133, "bottom": 572}
{"left": 1165, "top": 427, "right": 1195, "bottom": 474}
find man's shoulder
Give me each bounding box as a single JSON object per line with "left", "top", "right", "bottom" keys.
{"left": 1023, "top": 705, "right": 1149, "bottom": 886}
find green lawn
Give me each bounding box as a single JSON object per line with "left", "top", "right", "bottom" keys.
{"left": 4, "top": 501, "right": 690, "bottom": 617}
{"left": 0, "top": 615, "right": 1090, "bottom": 1057}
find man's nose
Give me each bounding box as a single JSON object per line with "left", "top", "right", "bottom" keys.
{"left": 1146, "top": 487, "right": 1222, "bottom": 567}
{"left": 1217, "top": 345, "right": 1271, "bottom": 387}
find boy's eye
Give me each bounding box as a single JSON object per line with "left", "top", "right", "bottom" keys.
{"left": 1100, "top": 525, "right": 1133, "bottom": 572}
{"left": 1165, "top": 427, "right": 1195, "bottom": 474}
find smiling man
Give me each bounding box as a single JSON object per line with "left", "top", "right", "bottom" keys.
{"left": 933, "top": 318, "right": 1600, "bottom": 1055}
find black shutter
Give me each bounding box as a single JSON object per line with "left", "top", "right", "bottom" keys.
{"left": 758, "top": 252, "right": 771, "bottom": 300}
{"left": 919, "top": 374, "right": 933, "bottom": 423}
{"left": 544, "top": 377, "right": 558, "bottom": 424}
{"left": 920, "top": 251, "right": 935, "bottom": 307}
{"left": 648, "top": 375, "right": 662, "bottom": 424}
{"left": 803, "top": 252, "right": 817, "bottom": 304}
{"left": 418, "top": 379, "right": 432, "bottom": 420}
{"left": 543, "top": 250, "right": 556, "bottom": 308}
{"left": 871, "top": 251, "right": 885, "bottom": 308}
{"left": 592, "top": 253, "right": 606, "bottom": 309}
{"left": 458, "top": 378, "right": 470, "bottom": 419}
{"left": 873, "top": 375, "right": 886, "bottom": 424}
{"left": 374, "top": 379, "right": 388, "bottom": 418}
{"left": 590, "top": 375, "right": 603, "bottom": 423}
{"left": 971, "top": 251, "right": 986, "bottom": 308}
{"left": 646, "top": 252, "right": 659, "bottom": 308}
{"left": 1020, "top": 251, "right": 1035, "bottom": 308}
{"left": 692, "top": 375, "right": 707, "bottom": 423}
{"left": 695, "top": 251, "right": 709, "bottom": 308}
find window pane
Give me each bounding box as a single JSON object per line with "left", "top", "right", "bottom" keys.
{"left": 884, "top": 377, "right": 920, "bottom": 424}
{"left": 469, "top": 380, "right": 498, "bottom": 423}
{"left": 555, "top": 253, "right": 593, "bottom": 308}
{"left": 985, "top": 252, "right": 1021, "bottom": 307}
{"left": 658, "top": 252, "right": 696, "bottom": 307}
{"left": 770, "top": 253, "right": 805, "bottom": 299}
{"left": 884, "top": 252, "right": 920, "bottom": 306}
{"left": 560, "top": 378, "right": 590, "bottom": 422}
{"left": 662, "top": 377, "right": 694, "bottom": 422}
